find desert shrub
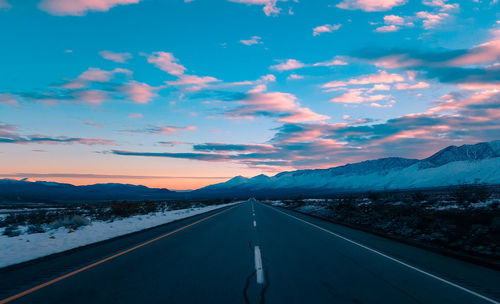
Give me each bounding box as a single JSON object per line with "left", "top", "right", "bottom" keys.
{"left": 50, "top": 215, "right": 89, "bottom": 230}
{"left": 3, "top": 225, "right": 21, "bottom": 237}
{"left": 411, "top": 191, "right": 427, "bottom": 202}
{"left": 454, "top": 185, "right": 490, "bottom": 204}
{"left": 27, "top": 224, "right": 45, "bottom": 234}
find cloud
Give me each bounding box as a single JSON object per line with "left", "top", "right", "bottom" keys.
{"left": 110, "top": 90, "right": 500, "bottom": 169}
{"left": 0, "top": 93, "right": 18, "bottom": 105}
{"left": 271, "top": 57, "right": 347, "bottom": 71}
{"left": 423, "top": 0, "right": 459, "bottom": 11}
{"left": 112, "top": 150, "right": 229, "bottom": 161}
{"left": 193, "top": 143, "right": 275, "bottom": 152}
{"left": 146, "top": 52, "right": 186, "bottom": 76}
{"left": 375, "top": 14, "right": 414, "bottom": 33}
{"left": 375, "top": 25, "right": 399, "bottom": 33}
{"left": 63, "top": 67, "right": 132, "bottom": 89}
{"left": 384, "top": 15, "right": 405, "bottom": 25}
{"left": 157, "top": 141, "right": 187, "bottom": 146}
{"left": 0, "top": 0, "right": 11, "bottom": 9}
{"left": 313, "top": 58, "right": 348, "bottom": 67}
{"left": 228, "top": 0, "right": 286, "bottom": 16}
{"left": 287, "top": 74, "right": 304, "bottom": 80}
{"left": 448, "top": 29, "right": 500, "bottom": 66}
{"left": 330, "top": 89, "right": 391, "bottom": 104}
{"left": 336, "top": 0, "right": 407, "bottom": 12}
{"left": 120, "top": 81, "right": 158, "bottom": 104}
{"left": 416, "top": 11, "right": 450, "bottom": 29}
{"left": 128, "top": 113, "right": 143, "bottom": 118}
{"left": 146, "top": 51, "right": 219, "bottom": 91}
{"left": 99, "top": 51, "right": 132, "bottom": 63}
{"left": 84, "top": 120, "right": 103, "bottom": 128}
{"left": 73, "top": 89, "right": 107, "bottom": 104}
{"left": 0, "top": 125, "right": 115, "bottom": 145}
{"left": 395, "top": 81, "right": 430, "bottom": 90}
{"left": 38, "top": 0, "right": 141, "bottom": 16}
{"left": 270, "top": 59, "right": 305, "bottom": 71}
{"left": 351, "top": 27, "right": 500, "bottom": 86}
{"left": 323, "top": 70, "right": 405, "bottom": 88}
{"left": 166, "top": 75, "right": 220, "bottom": 89}
{"left": 313, "top": 24, "right": 341, "bottom": 36}
{"left": 240, "top": 36, "right": 262, "bottom": 45}
{"left": 225, "top": 89, "right": 330, "bottom": 123}
{"left": 123, "top": 125, "right": 197, "bottom": 135}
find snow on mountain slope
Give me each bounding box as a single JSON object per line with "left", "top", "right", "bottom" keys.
{"left": 201, "top": 140, "right": 500, "bottom": 193}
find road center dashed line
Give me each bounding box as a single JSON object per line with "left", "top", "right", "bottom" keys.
{"left": 254, "top": 246, "right": 265, "bottom": 284}
{"left": 264, "top": 203, "right": 499, "bottom": 304}
{"left": 253, "top": 220, "right": 257, "bottom": 227}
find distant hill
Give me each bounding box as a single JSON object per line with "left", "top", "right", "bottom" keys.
{"left": 0, "top": 180, "right": 180, "bottom": 203}
{"left": 190, "top": 140, "right": 500, "bottom": 199}
{"left": 3, "top": 140, "right": 499, "bottom": 203}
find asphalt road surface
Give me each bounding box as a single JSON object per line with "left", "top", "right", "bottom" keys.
{"left": 1, "top": 200, "right": 499, "bottom": 304}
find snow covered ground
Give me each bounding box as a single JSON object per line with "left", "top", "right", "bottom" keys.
{"left": 0, "top": 202, "right": 240, "bottom": 268}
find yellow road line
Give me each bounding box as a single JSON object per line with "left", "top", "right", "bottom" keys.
{"left": 0, "top": 205, "right": 238, "bottom": 304}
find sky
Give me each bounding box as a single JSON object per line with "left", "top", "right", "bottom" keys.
{"left": 0, "top": 0, "right": 499, "bottom": 190}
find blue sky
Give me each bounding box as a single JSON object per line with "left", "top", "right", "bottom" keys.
{"left": 0, "top": 0, "right": 499, "bottom": 189}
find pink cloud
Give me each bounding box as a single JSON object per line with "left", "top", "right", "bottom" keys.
{"left": 367, "top": 84, "right": 391, "bottom": 93}
{"left": 73, "top": 90, "right": 107, "bottom": 104}
{"left": 156, "top": 126, "right": 197, "bottom": 134}
{"left": 457, "top": 82, "right": 500, "bottom": 90}
{"left": 384, "top": 15, "right": 405, "bottom": 25}
{"left": 270, "top": 59, "right": 305, "bottom": 71}
{"left": 228, "top": 0, "right": 284, "bottom": 16}
{"left": 313, "top": 58, "right": 348, "bottom": 67}
{"left": 375, "top": 25, "right": 399, "bottom": 33}
{"left": 0, "top": 93, "right": 18, "bottom": 105}
{"left": 336, "top": 0, "right": 407, "bottom": 12}
{"left": 75, "top": 138, "right": 115, "bottom": 145}
{"left": 416, "top": 11, "right": 450, "bottom": 29}
{"left": 423, "top": 0, "right": 459, "bottom": 11}
{"left": 323, "top": 70, "right": 405, "bottom": 88}
{"left": 371, "top": 54, "right": 422, "bottom": 69}
{"left": 128, "top": 113, "right": 143, "bottom": 118}
{"left": 121, "top": 81, "right": 158, "bottom": 104}
{"left": 147, "top": 52, "right": 186, "bottom": 76}
{"left": 240, "top": 36, "right": 262, "bottom": 45}
{"left": 395, "top": 81, "right": 430, "bottom": 90}
{"left": 78, "top": 67, "right": 131, "bottom": 82}
{"left": 279, "top": 108, "right": 331, "bottom": 123}
{"left": 330, "top": 89, "right": 390, "bottom": 104}
{"left": 313, "top": 24, "right": 341, "bottom": 36}
{"left": 287, "top": 74, "right": 304, "bottom": 80}
{"left": 228, "top": 90, "right": 329, "bottom": 123}
{"left": 166, "top": 75, "right": 220, "bottom": 86}
{"left": 38, "top": 0, "right": 141, "bottom": 16}
{"left": 62, "top": 67, "right": 132, "bottom": 90}
{"left": 0, "top": 0, "right": 11, "bottom": 9}
{"left": 448, "top": 29, "right": 500, "bottom": 66}
{"left": 99, "top": 50, "right": 132, "bottom": 63}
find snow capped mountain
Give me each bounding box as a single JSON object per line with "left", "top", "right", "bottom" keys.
{"left": 419, "top": 140, "right": 500, "bottom": 169}
{"left": 196, "top": 140, "right": 500, "bottom": 196}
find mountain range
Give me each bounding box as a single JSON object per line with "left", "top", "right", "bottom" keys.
{"left": 191, "top": 140, "right": 500, "bottom": 198}
{"left": 1, "top": 140, "right": 499, "bottom": 202}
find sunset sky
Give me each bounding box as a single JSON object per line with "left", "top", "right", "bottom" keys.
{"left": 0, "top": 0, "right": 499, "bottom": 189}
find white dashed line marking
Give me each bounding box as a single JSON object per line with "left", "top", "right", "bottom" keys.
{"left": 254, "top": 246, "right": 264, "bottom": 284}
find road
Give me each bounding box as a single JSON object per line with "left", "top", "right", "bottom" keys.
{"left": 1, "top": 200, "right": 499, "bottom": 304}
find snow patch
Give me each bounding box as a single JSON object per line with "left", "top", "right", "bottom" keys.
{"left": 0, "top": 202, "right": 239, "bottom": 268}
